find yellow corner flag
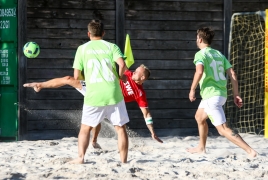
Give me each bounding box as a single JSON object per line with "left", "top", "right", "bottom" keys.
{"left": 124, "top": 34, "right": 134, "bottom": 68}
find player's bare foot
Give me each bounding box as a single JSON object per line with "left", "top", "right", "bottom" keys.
{"left": 68, "top": 157, "right": 84, "bottom": 164}
{"left": 91, "top": 142, "right": 102, "bottom": 149}
{"left": 186, "top": 147, "right": 206, "bottom": 154}
{"left": 248, "top": 149, "right": 258, "bottom": 158}
{"left": 23, "top": 83, "right": 42, "bottom": 92}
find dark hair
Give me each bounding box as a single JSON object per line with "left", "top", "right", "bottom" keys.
{"left": 197, "top": 27, "right": 215, "bottom": 45}
{"left": 140, "top": 64, "right": 151, "bottom": 80}
{"left": 88, "top": 20, "right": 104, "bottom": 37}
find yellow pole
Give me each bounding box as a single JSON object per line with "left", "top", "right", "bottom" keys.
{"left": 265, "top": 9, "right": 268, "bottom": 138}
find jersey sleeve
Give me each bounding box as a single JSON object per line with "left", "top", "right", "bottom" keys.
{"left": 193, "top": 52, "right": 204, "bottom": 66}
{"left": 223, "top": 57, "right": 232, "bottom": 70}
{"left": 124, "top": 70, "right": 132, "bottom": 76}
{"left": 136, "top": 92, "right": 148, "bottom": 108}
{"left": 73, "top": 45, "right": 84, "bottom": 71}
{"left": 112, "top": 44, "right": 125, "bottom": 62}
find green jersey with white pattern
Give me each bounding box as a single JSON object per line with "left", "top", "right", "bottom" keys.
{"left": 73, "top": 40, "right": 124, "bottom": 106}
{"left": 194, "top": 47, "right": 232, "bottom": 99}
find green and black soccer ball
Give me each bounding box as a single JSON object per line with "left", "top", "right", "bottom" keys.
{"left": 23, "top": 42, "right": 40, "bottom": 58}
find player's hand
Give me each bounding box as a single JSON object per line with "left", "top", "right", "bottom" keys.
{"left": 234, "top": 95, "right": 243, "bottom": 108}
{"left": 189, "top": 90, "right": 196, "bottom": 102}
{"left": 152, "top": 134, "right": 163, "bottom": 143}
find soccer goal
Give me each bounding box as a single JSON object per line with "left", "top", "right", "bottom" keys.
{"left": 225, "top": 10, "right": 266, "bottom": 136}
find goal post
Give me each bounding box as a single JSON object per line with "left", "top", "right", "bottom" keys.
{"left": 226, "top": 11, "right": 266, "bottom": 136}
{"left": 265, "top": 9, "right": 268, "bottom": 138}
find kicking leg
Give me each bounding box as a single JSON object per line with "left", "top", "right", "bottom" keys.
{"left": 114, "top": 124, "right": 128, "bottom": 163}
{"left": 187, "top": 108, "right": 208, "bottom": 154}
{"left": 69, "top": 124, "right": 93, "bottom": 164}
{"left": 23, "top": 76, "right": 82, "bottom": 92}
{"left": 216, "top": 124, "right": 257, "bottom": 158}
{"left": 23, "top": 82, "right": 43, "bottom": 92}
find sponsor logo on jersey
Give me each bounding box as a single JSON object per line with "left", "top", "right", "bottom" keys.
{"left": 124, "top": 81, "right": 134, "bottom": 95}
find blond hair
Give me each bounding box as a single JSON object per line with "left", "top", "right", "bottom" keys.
{"left": 140, "top": 64, "right": 151, "bottom": 80}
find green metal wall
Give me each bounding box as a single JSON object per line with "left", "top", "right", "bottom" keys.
{"left": 0, "top": 0, "right": 18, "bottom": 141}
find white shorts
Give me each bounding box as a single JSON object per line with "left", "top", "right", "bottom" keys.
{"left": 198, "top": 96, "right": 227, "bottom": 126}
{"left": 76, "top": 81, "right": 86, "bottom": 96}
{"left": 81, "top": 100, "right": 129, "bottom": 127}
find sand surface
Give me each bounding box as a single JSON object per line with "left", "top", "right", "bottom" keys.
{"left": 0, "top": 133, "right": 268, "bottom": 179}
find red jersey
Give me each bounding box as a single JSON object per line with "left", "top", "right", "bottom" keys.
{"left": 120, "top": 70, "right": 148, "bottom": 108}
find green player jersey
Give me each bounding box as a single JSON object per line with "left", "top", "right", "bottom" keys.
{"left": 194, "top": 47, "right": 232, "bottom": 100}
{"left": 73, "top": 40, "right": 124, "bottom": 106}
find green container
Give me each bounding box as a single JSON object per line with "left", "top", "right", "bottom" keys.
{"left": 0, "top": 0, "right": 18, "bottom": 141}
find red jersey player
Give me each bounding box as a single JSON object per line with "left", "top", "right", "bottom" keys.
{"left": 23, "top": 64, "right": 163, "bottom": 145}
{"left": 121, "top": 70, "right": 148, "bottom": 108}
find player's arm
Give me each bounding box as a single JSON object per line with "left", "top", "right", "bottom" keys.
{"left": 74, "top": 68, "right": 82, "bottom": 80}
{"left": 140, "top": 107, "right": 163, "bottom": 143}
{"left": 115, "top": 57, "right": 128, "bottom": 82}
{"left": 226, "top": 68, "right": 243, "bottom": 108}
{"left": 189, "top": 64, "right": 203, "bottom": 102}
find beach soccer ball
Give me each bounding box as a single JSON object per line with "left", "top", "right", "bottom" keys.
{"left": 23, "top": 42, "right": 40, "bottom": 58}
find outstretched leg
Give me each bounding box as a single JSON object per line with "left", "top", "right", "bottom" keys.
{"left": 69, "top": 124, "right": 93, "bottom": 164}
{"left": 216, "top": 124, "right": 257, "bottom": 158}
{"left": 187, "top": 108, "right": 208, "bottom": 154}
{"left": 114, "top": 125, "right": 128, "bottom": 163}
{"left": 23, "top": 76, "right": 82, "bottom": 92}
{"left": 23, "top": 82, "right": 43, "bottom": 92}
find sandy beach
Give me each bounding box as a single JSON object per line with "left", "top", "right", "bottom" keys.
{"left": 0, "top": 131, "right": 268, "bottom": 180}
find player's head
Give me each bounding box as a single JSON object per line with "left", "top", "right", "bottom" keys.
{"left": 196, "top": 27, "right": 215, "bottom": 46}
{"left": 132, "top": 64, "right": 151, "bottom": 82}
{"left": 88, "top": 20, "right": 104, "bottom": 38}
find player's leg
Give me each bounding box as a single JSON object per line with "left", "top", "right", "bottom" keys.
{"left": 91, "top": 124, "right": 102, "bottom": 149}
{"left": 114, "top": 124, "right": 128, "bottom": 163}
{"left": 203, "top": 96, "right": 257, "bottom": 157}
{"left": 23, "top": 81, "right": 43, "bottom": 92}
{"left": 187, "top": 106, "right": 208, "bottom": 153}
{"left": 107, "top": 100, "right": 129, "bottom": 163}
{"left": 69, "top": 104, "right": 106, "bottom": 164}
{"left": 23, "top": 76, "right": 82, "bottom": 92}
{"left": 69, "top": 124, "right": 93, "bottom": 164}
{"left": 188, "top": 96, "right": 224, "bottom": 154}
{"left": 215, "top": 123, "right": 257, "bottom": 158}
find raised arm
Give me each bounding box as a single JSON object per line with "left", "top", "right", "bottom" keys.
{"left": 74, "top": 68, "right": 82, "bottom": 80}
{"left": 115, "top": 57, "right": 128, "bottom": 82}
{"left": 226, "top": 68, "right": 243, "bottom": 108}
{"left": 140, "top": 107, "right": 163, "bottom": 143}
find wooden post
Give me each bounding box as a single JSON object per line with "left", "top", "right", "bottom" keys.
{"left": 116, "top": 0, "right": 125, "bottom": 52}
{"left": 223, "top": 0, "right": 232, "bottom": 57}
{"left": 18, "top": 0, "right": 27, "bottom": 140}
